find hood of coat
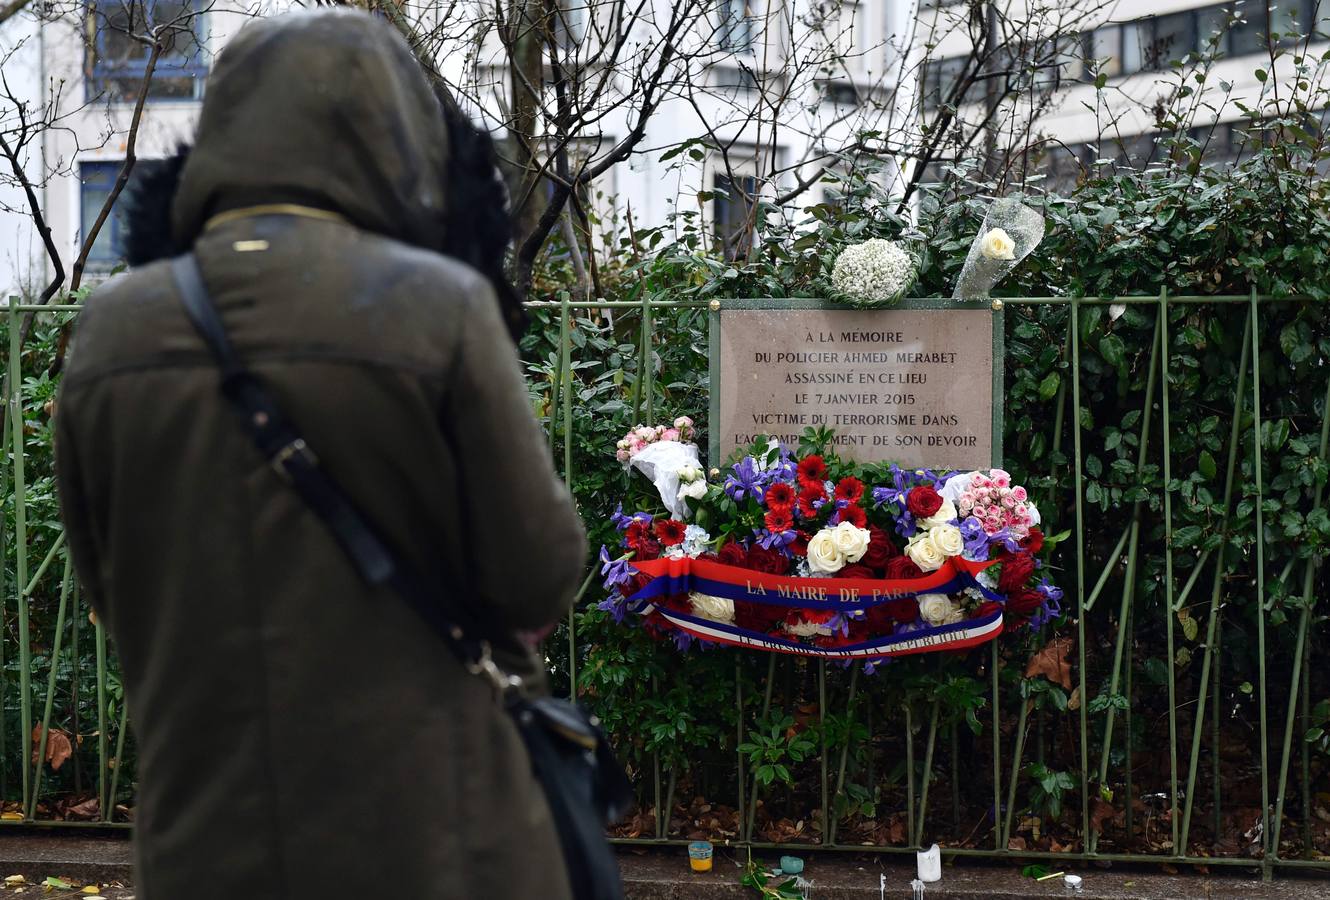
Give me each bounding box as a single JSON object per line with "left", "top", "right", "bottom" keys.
{"left": 170, "top": 9, "right": 449, "bottom": 252}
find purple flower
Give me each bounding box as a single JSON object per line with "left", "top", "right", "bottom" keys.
{"left": 611, "top": 504, "right": 653, "bottom": 531}
{"left": 960, "top": 517, "right": 989, "bottom": 559}
{"left": 1027, "top": 579, "right": 1064, "bottom": 629}
{"left": 755, "top": 527, "right": 796, "bottom": 550}
{"left": 672, "top": 629, "right": 696, "bottom": 652}
{"left": 725, "top": 457, "right": 765, "bottom": 504}
{"left": 599, "top": 545, "right": 634, "bottom": 590}
{"left": 597, "top": 592, "right": 630, "bottom": 624}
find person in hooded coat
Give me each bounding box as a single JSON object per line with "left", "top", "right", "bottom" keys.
{"left": 53, "top": 10, "right": 585, "bottom": 899}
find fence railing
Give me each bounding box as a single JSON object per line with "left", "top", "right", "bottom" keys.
{"left": 3, "top": 292, "right": 1329, "bottom": 879}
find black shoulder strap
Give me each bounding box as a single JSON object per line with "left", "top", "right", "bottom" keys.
{"left": 169, "top": 253, "right": 502, "bottom": 681}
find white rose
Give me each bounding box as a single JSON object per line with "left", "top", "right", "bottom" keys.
{"left": 689, "top": 592, "right": 735, "bottom": 624}
{"left": 831, "top": 521, "right": 872, "bottom": 564}
{"left": 918, "top": 498, "right": 958, "bottom": 529}
{"left": 807, "top": 529, "right": 845, "bottom": 574}
{"left": 980, "top": 228, "right": 1016, "bottom": 260}
{"left": 677, "top": 465, "right": 703, "bottom": 483}
{"left": 918, "top": 594, "right": 955, "bottom": 626}
{"left": 906, "top": 533, "right": 947, "bottom": 572}
{"left": 677, "top": 479, "right": 708, "bottom": 501}
{"left": 927, "top": 524, "right": 964, "bottom": 558}
{"left": 786, "top": 618, "right": 834, "bottom": 637}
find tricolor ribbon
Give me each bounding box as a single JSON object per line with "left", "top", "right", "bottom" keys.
{"left": 625, "top": 556, "right": 1005, "bottom": 661}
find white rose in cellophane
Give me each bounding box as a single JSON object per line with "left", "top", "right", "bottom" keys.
{"left": 831, "top": 521, "right": 872, "bottom": 564}
{"left": 980, "top": 228, "right": 1016, "bottom": 260}
{"left": 918, "top": 594, "right": 955, "bottom": 626}
{"left": 807, "top": 529, "right": 845, "bottom": 574}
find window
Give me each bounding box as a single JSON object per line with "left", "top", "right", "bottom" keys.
{"left": 87, "top": 0, "right": 206, "bottom": 102}
{"left": 551, "top": 0, "right": 588, "bottom": 50}
{"left": 1086, "top": 25, "right": 1123, "bottom": 77}
{"left": 1081, "top": 1, "right": 1328, "bottom": 84}
{"left": 1150, "top": 11, "right": 1196, "bottom": 67}
{"left": 714, "top": 66, "right": 758, "bottom": 91}
{"left": 1227, "top": 2, "right": 1270, "bottom": 54}
{"left": 822, "top": 80, "right": 860, "bottom": 106}
{"left": 713, "top": 173, "right": 757, "bottom": 260}
{"left": 79, "top": 162, "right": 128, "bottom": 270}
{"left": 717, "top": 0, "right": 755, "bottom": 52}
{"left": 922, "top": 56, "right": 967, "bottom": 109}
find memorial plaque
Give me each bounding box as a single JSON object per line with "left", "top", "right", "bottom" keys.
{"left": 710, "top": 302, "right": 1000, "bottom": 470}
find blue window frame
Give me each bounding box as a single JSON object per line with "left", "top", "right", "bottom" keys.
{"left": 87, "top": 0, "right": 207, "bottom": 102}
{"left": 79, "top": 161, "right": 128, "bottom": 270}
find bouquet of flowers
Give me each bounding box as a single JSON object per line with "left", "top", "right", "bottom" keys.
{"left": 599, "top": 430, "right": 1062, "bottom": 668}
{"left": 829, "top": 239, "right": 916, "bottom": 307}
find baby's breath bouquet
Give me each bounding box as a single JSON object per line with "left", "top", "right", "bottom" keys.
{"left": 829, "top": 239, "right": 916, "bottom": 308}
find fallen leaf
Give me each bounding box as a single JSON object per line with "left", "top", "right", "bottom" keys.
{"left": 4, "top": 875, "right": 25, "bottom": 885}
{"left": 1089, "top": 798, "right": 1117, "bottom": 833}
{"left": 1067, "top": 687, "right": 1081, "bottom": 710}
{"left": 43, "top": 877, "right": 73, "bottom": 889}
{"left": 1025, "top": 637, "right": 1073, "bottom": 690}
{"left": 30, "top": 727, "right": 73, "bottom": 772}
{"left": 65, "top": 798, "right": 99, "bottom": 821}
{"left": 0, "top": 813, "right": 22, "bottom": 822}
{"left": 1008, "top": 836, "right": 1028, "bottom": 850}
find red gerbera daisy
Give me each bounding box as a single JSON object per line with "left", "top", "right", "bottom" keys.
{"left": 654, "top": 519, "right": 687, "bottom": 546}
{"left": 625, "top": 520, "right": 653, "bottom": 551}
{"left": 764, "top": 508, "right": 794, "bottom": 533}
{"left": 765, "top": 482, "right": 795, "bottom": 510}
{"left": 837, "top": 504, "right": 867, "bottom": 528}
{"left": 797, "top": 455, "right": 828, "bottom": 484}
{"left": 834, "top": 476, "right": 865, "bottom": 503}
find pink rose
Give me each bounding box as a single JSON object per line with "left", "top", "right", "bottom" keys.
{"left": 1011, "top": 486, "right": 1027, "bottom": 502}
{"left": 1001, "top": 493, "right": 1017, "bottom": 509}
{"left": 661, "top": 428, "right": 680, "bottom": 441}
{"left": 674, "top": 416, "right": 693, "bottom": 430}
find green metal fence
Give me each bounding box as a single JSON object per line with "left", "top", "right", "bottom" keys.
{"left": 4, "top": 292, "right": 1330, "bottom": 878}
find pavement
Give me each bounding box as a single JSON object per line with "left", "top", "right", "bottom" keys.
{"left": 0, "top": 831, "right": 1326, "bottom": 898}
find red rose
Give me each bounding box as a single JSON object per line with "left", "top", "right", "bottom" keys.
{"left": 789, "top": 530, "right": 810, "bottom": 557}
{"left": 1022, "top": 529, "right": 1045, "bottom": 554}
{"left": 906, "top": 485, "right": 943, "bottom": 519}
{"left": 838, "top": 564, "right": 875, "bottom": 580}
{"left": 861, "top": 525, "right": 899, "bottom": 568}
{"left": 998, "top": 552, "right": 1037, "bottom": 593}
{"left": 797, "top": 455, "right": 828, "bottom": 484}
{"left": 745, "top": 546, "right": 789, "bottom": 575}
{"left": 838, "top": 504, "right": 867, "bottom": 528}
{"left": 1006, "top": 588, "right": 1045, "bottom": 616}
{"left": 866, "top": 597, "right": 919, "bottom": 630}
{"left": 976, "top": 600, "right": 1003, "bottom": 618}
{"left": 655, "top": 519, "right": 687, "bottom": 547}
{"left": 765, "top": 508, "right": 794, "bottom": 534}
{"left": 765, "top": 482, "right": 795, "bottom": 510}
{"left": 883, "top": 556, "right": 924, "bottom": 581}
{"left": 735, "top": 601, "right": 785, "bottom": 632}
{"left": 834, "top": 476, "right": 865, "bottom": 503}
{"left": 717, "top": 541, "right": 747, "bottom": 568}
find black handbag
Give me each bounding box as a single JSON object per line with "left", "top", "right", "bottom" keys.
{"left": 170, "top": 253, "right": 631, "bottom": 900}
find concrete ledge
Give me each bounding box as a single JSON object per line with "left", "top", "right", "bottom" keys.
{"left": 0, "top": 831, "right": 1325, "bottom": 898}
{"left": 619, "top": 848, "right": 1330, "bottom": 899}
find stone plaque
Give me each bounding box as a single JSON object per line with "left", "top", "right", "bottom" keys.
{"left": 712, "top": 304, "right": 998, "bottom": 469}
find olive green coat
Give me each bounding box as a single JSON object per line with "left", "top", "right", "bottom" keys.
{"left": 55, "top": 11, "right": 584, "bottom": 899}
